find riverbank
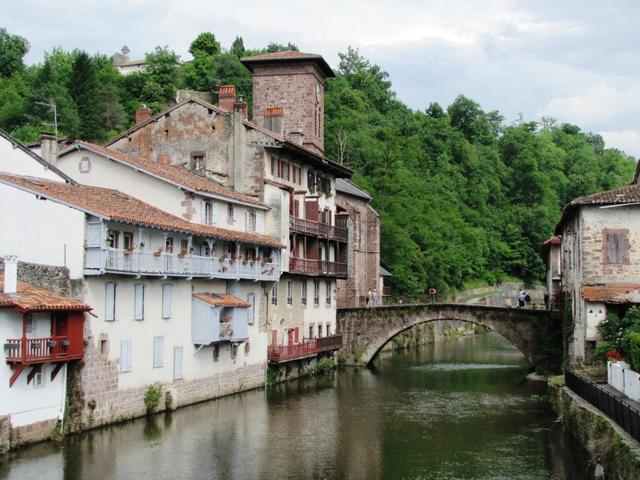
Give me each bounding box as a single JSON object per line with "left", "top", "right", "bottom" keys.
{"left": 549, "top": 376, "right": 640, "bottom": 479}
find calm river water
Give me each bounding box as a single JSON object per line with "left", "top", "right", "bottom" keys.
{"left": 0, "top": 332, "right": 587, "bottom": 480}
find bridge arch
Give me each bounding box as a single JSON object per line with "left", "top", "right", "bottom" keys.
{"left": 336, "top": 304, "right": 554, "bottom": 367}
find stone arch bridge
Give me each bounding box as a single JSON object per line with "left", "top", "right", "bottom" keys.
{"left": 337, "top": 304, "right": 558, "bottom": 367}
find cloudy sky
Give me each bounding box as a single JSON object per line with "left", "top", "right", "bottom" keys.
{"left": 3, "top": 0, "right": 640, "bottom": 156}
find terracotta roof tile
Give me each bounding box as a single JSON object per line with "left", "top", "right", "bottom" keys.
{"left": 67, "top": 142, "right": 265, "bottom": 207}
{"left": 581, "top": 284, "right": 640, "bottom": 303}
{"left": 0, "top": 274, "right": 91, "bottom": 312}
{"left": 240, "top": 50, "right": 335, "bottom": 77}
{"left": 555, "top": 184, "right": 640, "bottom": 234}
{"left": 193, "top": 292, "right": 251, "bottom": 308}
{"left": 0, "top": 173, "right": 282, "bottom": 248}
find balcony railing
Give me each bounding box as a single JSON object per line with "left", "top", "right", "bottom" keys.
{"left": 86, "top": 248, "right": 280, "bottom": 281}
{"left": 290, "top": 216, "right": 348, "bottom": 242}
{"left": 288, "top": 257, "right": 348, "bottom": 277}
{"left": 267, "top": 334, "right": 343, "bottom": 363}
{"left": 316, "top": 334, "right": 343, "bottom": 352}
{"left": 4, "top": 336, "right": 79, "bottom": 364}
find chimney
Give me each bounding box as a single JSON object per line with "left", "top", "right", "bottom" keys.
{"left": 3, "top": 255, "right": 17, "bottom": 295}
{"left": 264, "top": 107, "right": 284, "bottom": 136}
{"left": 40, "top": 133, "right": 58, "bottom": 165}
{"left": 234, "top": 97, "right": 248, "bottom": 120}
{"left": 135, "top": 105, "right": 152, "bottom": 124}
{"left": 218, "top": 85, "right": 237, "bottom": 111}
{"left": 288, "top": 131, "right": 305, "bottom": 146}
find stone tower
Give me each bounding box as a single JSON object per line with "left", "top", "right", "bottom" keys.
{"left": 241, "top": 51, "right": 335, "bottom": 156}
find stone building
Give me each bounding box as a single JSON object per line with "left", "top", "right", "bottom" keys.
{"left": 553, "top": 184, "right": 640, "bottom": 365}
{"left": 335, "top": 178, "right": 381, "bottom": 307}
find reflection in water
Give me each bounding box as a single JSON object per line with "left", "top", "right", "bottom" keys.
{"left": 0, "top": 333, "right": 587, "bottom": 480}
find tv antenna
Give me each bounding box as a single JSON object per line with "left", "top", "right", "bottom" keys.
{"left": 35, "top": 99, "right": 58, "bottom": 139}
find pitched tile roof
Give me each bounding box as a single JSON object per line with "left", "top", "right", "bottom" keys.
{"left": 0, "top": 173, "right": 283, "bottom": 248}
{"left": 0, "top": 274, "right": 92, "bottom": 312}
{"left": 62, "top": 142, "right": 266, "bottom": 208}
{"left": 240, "top": 50, "right": 335, "bottom": 77}
{"left": 193, "top": 292, "right": 250, "bottom": 308}
{"left": 581, "top": 284, "right": 640, "bottom": 304}
{"left": 555, "top": 184, "right": 640, "bottom": 234}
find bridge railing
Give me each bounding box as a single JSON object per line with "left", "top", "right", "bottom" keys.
{"left": 565, "top": 369, "right": 640, "bottom": 443}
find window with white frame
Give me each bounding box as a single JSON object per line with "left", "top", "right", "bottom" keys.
{"left": 271, "top": 284, "right": 278, "bottom": 306}
{"left": 203, "top": 201, "right": 213, "bottom": 225}
{"left": 153, "top": 336, "right": 164, "bottom": 368}
{"left": 286, "top": 280, "right": 293, "bottom": 305}
{"left": 105, "top": 283, "right": 116, "bottom": 321}
{"left": 33, "top": 369, "right": 44, "bottom": 388}
{"left": 246, "top": 211, "right": 257, "bottom": 232}
{"left": 79, "top": 156, "right": 91, "bottom": 173}
{"left": 162, "top": 284, "right": 172, "bottom": 319}
{"left": 301, "top": 281, "right": 307, "bottom": 306}
{"left": 318, "top": 324, "right": 323, "bottom": 337}
{"left": 134, "top": 284, "right": 144, "bottom": 320}
{"left": 227, "top": 204, "right": 235, "bottom": 225}
{"left": 309, "top": 324, "right": 314, "bottom": 339}
{"left": 313, "top": 280, "right": 320, "bottom": 306}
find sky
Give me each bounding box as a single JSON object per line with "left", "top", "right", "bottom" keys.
{"left": 3, "top": 0, "right": 640, "bottom": 157}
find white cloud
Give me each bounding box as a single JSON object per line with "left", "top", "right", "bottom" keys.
{"left": 600, "top": 130, "right": 640, "bottom": 158}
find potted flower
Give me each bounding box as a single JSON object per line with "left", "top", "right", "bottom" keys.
{"left": 153, "top": 247, "right": 163, "bottom": 257}
{"left": 178, "top": 249, "right": 188, "bottom": 259}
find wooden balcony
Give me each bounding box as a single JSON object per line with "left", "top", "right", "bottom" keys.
{"left": 316, "top": 334, "right": 343, "bottom": 352}
{"left": 5, "top": 336, "right": 82, "bottom": 364}
{"left": 86, "top": 248, "right": 280, "bottom": 281}
{"left": 289, "top": 216, "right": 348, "bottom": 242}
{"left": 289, "top": 257, "right": 348, "bottom": 278}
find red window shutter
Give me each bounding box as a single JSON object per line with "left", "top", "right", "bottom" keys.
{"left": 271, "top": 330, "right": 277, "bottom": 345}
{"left": 294, "top": 327, "right": 299, "bottom": 343}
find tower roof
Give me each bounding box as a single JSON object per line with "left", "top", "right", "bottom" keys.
{"left": 240, "top": 50, "right": 335, "bottom": 77}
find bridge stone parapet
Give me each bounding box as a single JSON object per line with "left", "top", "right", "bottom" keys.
{"left": 337, "top": 304, "right": 558, "bottom": 367}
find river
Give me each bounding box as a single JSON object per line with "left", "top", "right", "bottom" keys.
{"left": 0, "top": 332, "right": 587, "bottom": 480}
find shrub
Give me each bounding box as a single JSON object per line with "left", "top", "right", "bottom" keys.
{"left": 144, "top": 385, "right": 162, "bottom": 413}
{"left": 623, "top": 331, "right": 640, "bottom": 372}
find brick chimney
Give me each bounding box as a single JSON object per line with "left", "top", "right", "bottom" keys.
{"left": 288, "top": 131, "right": 305, "bottom": 146}
{"left": 218, "top": 85, "right": 237, "bottom": 111}
{"left": 3, "top": 255, "right": 17, "bottom": 295}
{"left": 40, "top": 133, "right": 58, "bottom": 165}
{"left": 264, "top": 107, "right": 284, "bottom": 136}
{"left": 135, "top": 105, "right": 152, "bottom": 124}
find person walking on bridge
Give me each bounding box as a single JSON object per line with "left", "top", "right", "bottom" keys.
{"left": 518, "top": 291, "right": 526, "bottom": 308}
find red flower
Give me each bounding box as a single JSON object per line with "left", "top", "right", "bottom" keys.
{"left": 607, "top": 349, "right": 624, "bottom": 361}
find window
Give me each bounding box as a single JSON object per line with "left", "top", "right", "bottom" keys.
{"left": 247, "top": 293, "right": 255, "bottom": 325}
{"left": 123, "top": 232, "right": 134, "bottom": 250}
{"left": 105, "top": 283, "right": 116, "bottom": 321}
{"left": 313, "top": 280, "right": 320, "bottom": 306}
{"left": 173, "top": 346, "right": 183, "bottom": 380}
{"left": 604, "top": 229, "right": 629, "bottom": 265}
{"left": 191, "top": 153, "right": 205, "bottom": 172}
{"left": 180, "top": 239, "right": 189, "bottom": 255}
{"left": 227, "top": 204, "right": 235, "bottom": 225}
{"left": 271, "top": 156, "right": 276, "bottom": 175}
{"left": 309, "top": 324, "right": 314, "bottom": 339}
{"left": 153, "top": 336, "right": 164, "bottom": 368}
{"left": 107, "top": 230, "right": 119, "bottom": 248}
{"left": 246, "top": 211, "right": 257, "bottom": 232}
{"left": 134, "top": 284, "right": 144, "bottom": 320}
{"left": 286, "top": 280, "right": 293, "bottom": 305}
{"left": 307, "top": 171, "right": 316, "bottom": 193}
{"left": 33, "top": 369, "right": 44, "bottom": 389}
{"left": 326, "top": 323, "right": 331, "bottom": 336}
{"left": 271, "top": 284, "right": 278, "bottom": 306}
{"left": 326, "top": 280, "right": 332, "bottom": 305}
{"left": 318, "top": 324, "right": 323, "bottom": 338}
{"left": 120, "top": 339, "right": 132, "bottom": 373}
{"left": 79, "top": 156, "right": 91, "bottom": 173}
{"left": 284, "top": 162, "right": 290, "bottom": 181}
{"left": 162, "top": 284, "right": 172, "bottom": 319}
{"left": 203, "top": 201, "right": 214, "bottom": 225}
{"left": 301, "top": 281, "right": 307, "bottom": 306}
{"left": 25, "top": 316, "right": 34, "bottom": 335}
{"left": 165, "top": 237, "right": 174, "bottom": 253}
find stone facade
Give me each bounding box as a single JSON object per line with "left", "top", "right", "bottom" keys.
{"left": 335, "top": 186, "right": 380, "bottom": 308}
{"left": 251, "top": 63, "right": 327, "bottom": 155}
{"left": 0, "top": 257, "right": 71, "bottom": 296}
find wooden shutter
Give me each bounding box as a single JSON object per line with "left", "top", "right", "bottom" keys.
{"left": 162, "top": 284, "right": 172, "bottom": 319}
{"left": 305, "top": 199, "right": 319, "bottom": 221}
{"left": 271, "top": 330, "right": 278, "bottom": 345}
{"left": 120, "top": 339, "right": 132, "bottom": 372}
{"left": 212, "top": 202, "right": 217, "bottom": 224}
{"left": 87, "top": 221, "right": 103, "bottom": 247}
{"left": 245, "top": 211, "right": 251, "bottom": 232}
{"left": 173, "top": 346, "right": 183, "bottom": 380}
{"left": 134, "top": 284, "right": 144, "bottom": 320}
{"left": 294, "top": 327, "right": 299, "bottom": 343}
{"left": 256, "top": 212, "right": 263, "bottom": 233}
{"left": 105, "top": 283, "right": 116, "bottom": 321}
{"left": 201, "top": 200, "right": 207, "bottom": 224}
{"left": 247, "top": 293, "right": 255, "bottom": 325}
{"left": 153, "top": 336, "right": 164, "bottom": 368}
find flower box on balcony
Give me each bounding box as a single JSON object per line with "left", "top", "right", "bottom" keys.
{"left": 61, "top": 339, "right": 70, "bottom": 347}
{"left": 47, "top": 340, "right": 57, "bottom": 348}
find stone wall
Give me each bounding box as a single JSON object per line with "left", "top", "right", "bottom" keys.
{"left": 335, "top": 195, "right": 380, "bottom": 308}
{"left": 379, "top": 320, "right": 477, "bottom": 353}
{"left": 0, "top": 415, "right": 9, "bottom": 454}
{"left": 0, "top": 257, "right": 71, "bottom": 295}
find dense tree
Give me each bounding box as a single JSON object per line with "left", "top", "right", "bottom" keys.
{"left": 0, "top": 28, "right": 29, "bottom": 78}
{"left": 69, "top": 51, "right": 101, "bottom": 141}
